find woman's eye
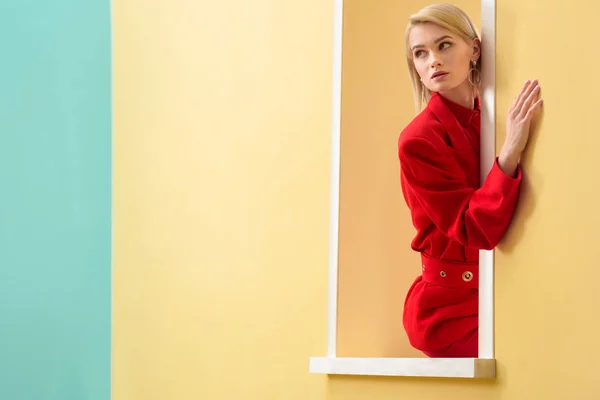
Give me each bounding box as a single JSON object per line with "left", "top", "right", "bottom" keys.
{"left": 440, "top": 42, "right": 451, "bottom": 50}
{"left": 415, "top": 50, "right": 425, "bottom": 58}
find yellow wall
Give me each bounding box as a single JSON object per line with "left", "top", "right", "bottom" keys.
{"left": 113, "top": 0, "right": 599, "bottom": 399}
{"left": 336, "top": 0, "right": 479, "bottom": 359}
{"left": 493, "top": 0, "right": 600, "bottom": 396}
{"left": 112, "top": 1, "right": 333, "bottom": 398}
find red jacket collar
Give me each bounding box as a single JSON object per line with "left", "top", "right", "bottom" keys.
{"left": 429, "top": 92, "right": 480, "bottom": 127}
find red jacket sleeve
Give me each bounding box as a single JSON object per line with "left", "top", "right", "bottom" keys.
{"left": 399, "top": 135, "right": 522, "bottom": 250}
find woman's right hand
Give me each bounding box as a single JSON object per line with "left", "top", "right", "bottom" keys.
{"left": 498, "top": 79, "right": 543, "bottom": 177}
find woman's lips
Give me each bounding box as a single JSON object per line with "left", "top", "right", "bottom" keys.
{"left": 431, "top": 72, "right": 449, "bottom": 81}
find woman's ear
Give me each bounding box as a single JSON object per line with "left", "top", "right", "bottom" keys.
{"left": 472, "top": 38, "right": 482, "bottom": 62}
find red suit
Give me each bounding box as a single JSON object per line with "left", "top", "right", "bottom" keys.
{"left": 398, "top": 92, "right": 522, "bottom": 358}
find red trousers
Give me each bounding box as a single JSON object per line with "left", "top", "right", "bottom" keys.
{"left": 403, "top": 254, "right": 479, "bottom": 358}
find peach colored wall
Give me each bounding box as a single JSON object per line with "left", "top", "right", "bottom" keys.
{"left": 336, "top": 0, "right": 480, "bottom": 358}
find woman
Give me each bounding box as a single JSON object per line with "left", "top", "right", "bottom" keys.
{"left": 398, "top": 3, "right": 542, "bottom": 358}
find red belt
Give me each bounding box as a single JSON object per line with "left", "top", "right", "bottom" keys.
{"left": 421, "top": 253, "right": 479, "bottom": 289}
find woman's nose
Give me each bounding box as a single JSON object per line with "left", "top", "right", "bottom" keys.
{"left": 429, "top": 54, "right": 442, "bottom": 67}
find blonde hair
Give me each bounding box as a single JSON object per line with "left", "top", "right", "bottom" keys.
{"left": 405, "top": 3, "right": 481, "bottom": 113}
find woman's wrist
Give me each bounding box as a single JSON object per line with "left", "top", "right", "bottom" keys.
{"left": 498, "top": 147, "right": 520, "bottom": 178}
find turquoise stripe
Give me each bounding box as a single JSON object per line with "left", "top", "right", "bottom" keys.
{"left": 0, "top": 1, "right": 112, "bottom": 399}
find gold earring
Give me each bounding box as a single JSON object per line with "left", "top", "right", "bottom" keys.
{"left": 468, "top": 60, "right": 481, "bottom": 85}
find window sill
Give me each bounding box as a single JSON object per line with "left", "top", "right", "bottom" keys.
{"left": 309, "top": 357, "right": 495, "bottom": 379}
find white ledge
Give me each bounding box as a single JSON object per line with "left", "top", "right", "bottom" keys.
{"left": 309, "top": 357, "right": 496, "bottom": 379}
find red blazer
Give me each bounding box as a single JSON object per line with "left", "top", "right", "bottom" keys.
{"left": 398, "top": 92, "right": 522, "bottom": 357}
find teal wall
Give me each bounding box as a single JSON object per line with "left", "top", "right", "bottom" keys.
{"left": 0, "top": 1, "right": 112, "bottom": 399}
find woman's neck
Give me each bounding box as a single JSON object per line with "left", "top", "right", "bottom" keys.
{"left": 438, "top": 82, "right": 477, "bottom": 110}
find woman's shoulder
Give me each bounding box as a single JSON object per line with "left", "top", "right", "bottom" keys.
{"left": 398, "top": 108, "right": 447, "bottom": 151}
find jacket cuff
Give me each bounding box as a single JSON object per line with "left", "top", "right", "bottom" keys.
{"left": 485, "top": 157, "right": 522, "bottom": 194}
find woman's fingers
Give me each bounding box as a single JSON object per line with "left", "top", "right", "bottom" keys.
{"left": 519, "top": 80, "right": 538, "bottom": 106}
{"left": 512, "top": 80, "right": 539, "bottom": 117}
{"left": 525, "top": 98, "right": 543, "bottom": 121}
{"left": 518, "top": 80, "right": 531, "bottom": 97}
{"left": 510, "top": 80, "right": 531, "bottom": 112}
{"left": 520, "top": 84, "right": 541, "bottom": 118}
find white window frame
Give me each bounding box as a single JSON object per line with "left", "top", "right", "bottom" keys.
{"left": 309, "top": 0, "right": 497, "bottom": 379}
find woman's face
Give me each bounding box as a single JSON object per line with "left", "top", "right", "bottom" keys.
{"left": 408, "top": 22, "right": 479, "bottom": 94}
